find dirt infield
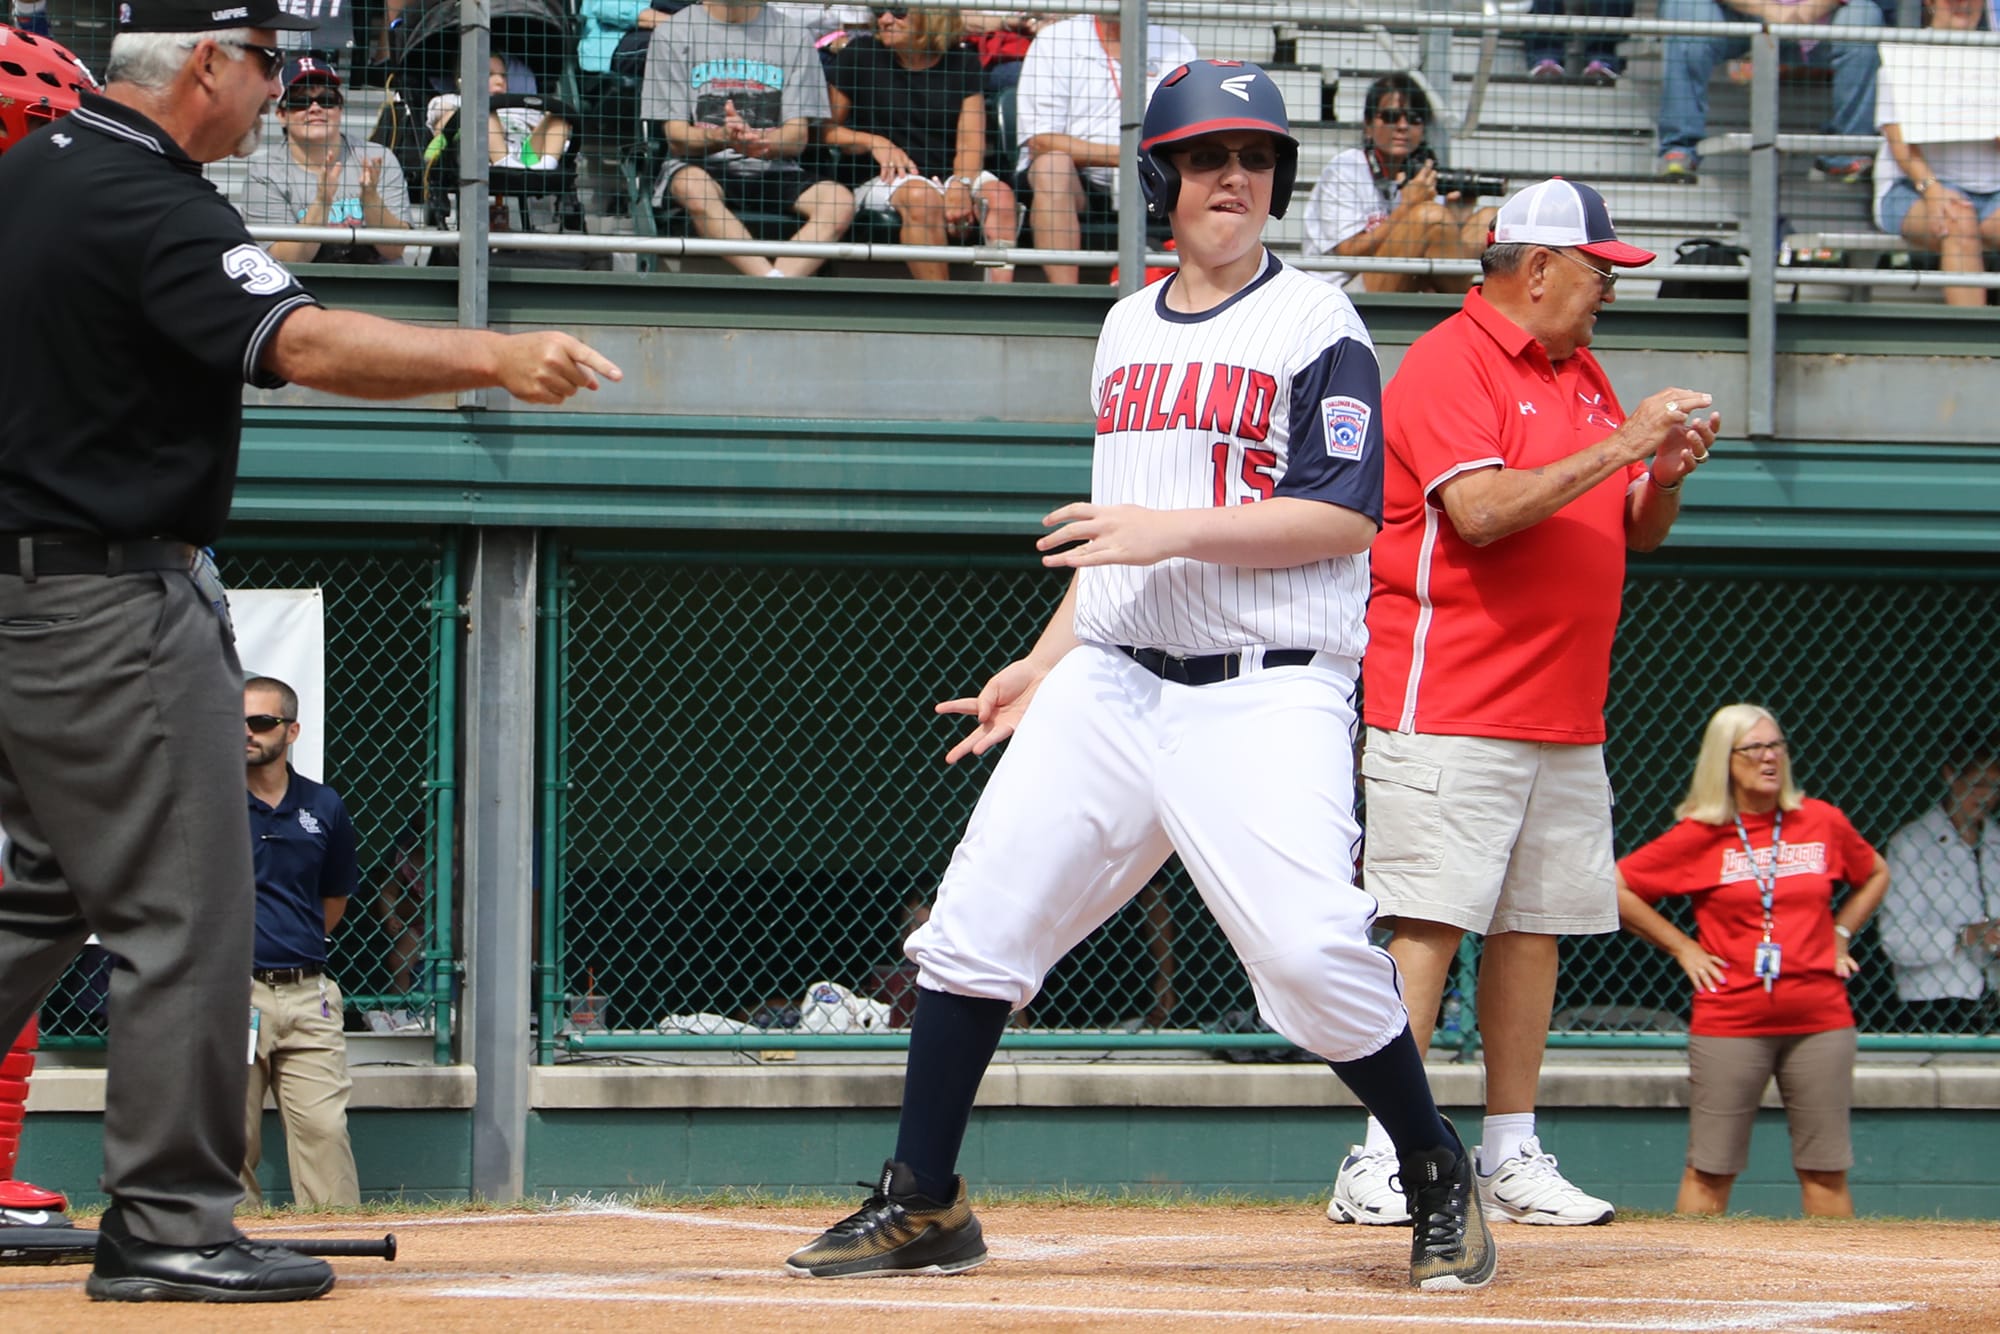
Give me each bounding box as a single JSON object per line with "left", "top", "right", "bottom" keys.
{"left": 3, "top": 1204, "right": 1996, "bottom": 1330}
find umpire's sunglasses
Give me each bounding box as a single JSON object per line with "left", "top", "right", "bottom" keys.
{"left": 283, "top": 89, "right": 344, "bottom": 112}
{"left": 246, "top": 714, "right": 295, "bottom": 733}
{"left": 215, "top": 38, "right": 285, "bottom": 80}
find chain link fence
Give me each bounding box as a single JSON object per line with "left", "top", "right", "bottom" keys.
{"left": 35, "top": 535, "right": 458, "bottom": 1059}
{"left": 546, "top": 546, "right": 2000, "bottom": 1058}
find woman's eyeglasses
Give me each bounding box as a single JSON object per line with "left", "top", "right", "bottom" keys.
{"left": 871, "top": 5, "right": 910, "bottom": 18}
{"left": 283, "top": 90, "right": 343, "bottom": 112}
{"left": 1373, "top": 109, "right": 1427, "bottom": 127}
{"left": 1177, "top": 144, "right": 1279, "bottom": 174}
{"left": 1731, "top": 739, "right": 1789, "bottom": 759}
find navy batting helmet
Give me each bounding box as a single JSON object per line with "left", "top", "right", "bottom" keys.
{"left": 1137, "top": 60, "right": 1299, "bottom": 221}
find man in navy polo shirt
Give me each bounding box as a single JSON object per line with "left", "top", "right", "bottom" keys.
{"left": 242, "top": 675, "right": 359, "bottom": 1210}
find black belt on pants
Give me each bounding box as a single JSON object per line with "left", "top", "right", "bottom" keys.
{"left": 0, "top": 534, "right": 195, "bottom": 580}
{"left": 1119, "top": 645, "right": 1317, "bottom": 686}
{"left": 253, "top": 966, "right": 325, "bottom": 985}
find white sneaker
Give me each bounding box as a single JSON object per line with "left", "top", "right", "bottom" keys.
{"left": 1475, "top": 1136, "right": 1614, "bottom": 1225}
{"left": 1325, "top": 1144, "right": 1411, "bottom": 1225}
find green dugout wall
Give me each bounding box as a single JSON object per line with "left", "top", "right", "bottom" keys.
{"left": 23, "top": 273, "right": 2000, "bottom": 1215}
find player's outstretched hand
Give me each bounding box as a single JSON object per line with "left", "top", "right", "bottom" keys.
{"left": 1037, "top": 503, "right": 1180, "bottom": 569}
{"left": 934, "top": 658, "right": 1046, "bottom": 765}
{"left": 494, "top": 332, "right": 624, "bottom": 404}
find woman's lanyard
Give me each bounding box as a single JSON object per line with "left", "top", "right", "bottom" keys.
{"left": 1734, "top": 811, "right": 1783, "bottom": 992}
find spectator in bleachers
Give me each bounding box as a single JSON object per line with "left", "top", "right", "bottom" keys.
{"left": 580, "top": 0, "right": 689, "bottom": 80}
{"left": 1656, "top": 0, "right": 1884, "bottom": 183}
{"left": 242, "top": 57, "right": 414, "bottom": 265}
{"left": 642, "top": 0, "right": 855, "bottom": 277}
{"left": 824, "top": 5, "right": 1018, "bottom": 281}
{"left": 1616, "top": 703, "right": 1888, "bottom": 1218}
{"left": 1879, "top": 729, "right": 2000, "bottom": 1033}
{"left": 961, "top": 9, "right": 1046, "bottom": 93}
{"left": 1015, "top": 11, "right": 1196, "bottom": 283}
{"left": 1301, "top": 74, "right": 1494, "bottom": 294}
{"left": 426, "top": 53, "right": 573, "bottom": 172}
{"left": 1873, "top": 0, "right": 2000, "bottom": 306}
{"left": 1524, "top": 0, "right": 1633, "bottom": 85}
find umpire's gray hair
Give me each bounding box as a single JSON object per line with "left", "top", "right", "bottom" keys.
{"left": 1480, "top": 243, "right": 1534, "bottom": 279}
{"left": 106, "top": 27, "right": 258, "bottom": 92}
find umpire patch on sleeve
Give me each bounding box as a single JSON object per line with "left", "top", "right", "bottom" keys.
{"left": 1320, "top": 395, "right": 1372, "bottom": 460}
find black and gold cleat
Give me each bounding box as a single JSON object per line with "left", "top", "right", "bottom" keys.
{"left": 1405, "top": 1117, "right": 1497, "bottom": 1292}
{"left": 786, "top": 1160, "right": 988, "bottom": 1279}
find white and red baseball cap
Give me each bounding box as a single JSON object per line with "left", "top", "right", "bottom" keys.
{"left": 1492, "top": 178, "right": 1655, "bottom": 267}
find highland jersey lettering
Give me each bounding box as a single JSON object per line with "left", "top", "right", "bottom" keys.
{"left": 1096, "top": 362, "right": 1278, "bottom": 444}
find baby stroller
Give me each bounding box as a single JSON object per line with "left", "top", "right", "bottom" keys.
{"left": 370, "top": 0, "right": 601, "bottom": 267}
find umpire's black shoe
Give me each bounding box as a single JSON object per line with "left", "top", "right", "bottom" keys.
{"left": 1404, "top": 1118, "right": 1497, "bottom": 1291}
{"left": 85, "top": 1208, "right": 335, "bottom": 1303}
{"left": 786, "top": 1159, "right": 988, "bottom": 1279}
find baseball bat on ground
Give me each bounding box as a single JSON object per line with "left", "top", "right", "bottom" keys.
{"left": 0, "top": 1226, "right": 397, "bottom": 1265}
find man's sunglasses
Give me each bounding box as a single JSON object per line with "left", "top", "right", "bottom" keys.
{"left": 246, "top": 714, "right": 296, "bottom": 733}
{"left": 1374, "top": 109, "right": 1427, "bottom": 126}
{"left": 1177, "top": 144, "right": 1279, "bottom": 174}
{"left": 216, "top": 38, "right": 285, "bottom": 80}
{"left": 283, "top": 90, "right": 343, "bottom": 111}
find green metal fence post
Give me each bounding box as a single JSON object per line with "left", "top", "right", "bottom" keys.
{"left": 428, "top": 538, "right": 463, "bottom": 1065}
{"left": 536, "top": 536, "right": 569, "bottom": 1064}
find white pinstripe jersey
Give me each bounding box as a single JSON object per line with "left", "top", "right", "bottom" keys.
{"left": 1072, "top": 251, "right": 1385, "bottom": 658}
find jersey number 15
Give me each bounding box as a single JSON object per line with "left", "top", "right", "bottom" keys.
{"left": 1211, "top": 443, "right": 1277, "bottom": 507}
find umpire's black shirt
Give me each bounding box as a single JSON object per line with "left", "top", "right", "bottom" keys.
{"left": 0, "top": 94, "right": 320, "bottom": 546}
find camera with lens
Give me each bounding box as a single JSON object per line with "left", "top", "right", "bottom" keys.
{"left": 1404, "top": 146, "right": 1507, "bottom": 200}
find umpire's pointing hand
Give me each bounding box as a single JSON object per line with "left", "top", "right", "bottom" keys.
{"left": 494, "top": 332, "right": 624, "bottom": 404}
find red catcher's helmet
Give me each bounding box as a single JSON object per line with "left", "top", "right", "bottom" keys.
{"left": 0, "top": 24, "right": 98, "bottom": 157}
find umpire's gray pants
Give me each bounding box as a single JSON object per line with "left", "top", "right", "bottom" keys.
{"left": 0, "top": 567, "right": 252, "bottom": 1246}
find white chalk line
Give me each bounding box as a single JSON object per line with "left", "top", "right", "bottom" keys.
{"left": 421, "top": 1275, "right": 1916, "bottom": 1331}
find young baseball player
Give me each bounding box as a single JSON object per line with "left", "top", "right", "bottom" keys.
{"left": 785, "top": 60, "right": 1494, "bottom": 1293}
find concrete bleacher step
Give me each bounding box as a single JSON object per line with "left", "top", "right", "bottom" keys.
{"left": 1178, "top": 19, "right": 1284, "bottom": 63}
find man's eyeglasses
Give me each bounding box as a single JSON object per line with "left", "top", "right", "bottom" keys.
{"left": 283, "top": 89, "right": 343, "bottom": 112}
{"left": 1545, "top": 245, "right": 1618, "bottom": 293}
{"left": 1176, "top": 143, "right": 1280, "bottom": 174}
{"left": 215, "top": 38, "right": 285, "bottom": 80}
{"left": 246, "top": 714, "right": 296, "bottom": 733}
{"left": 1374, "top": 109, "right": 1427, "bottom": 127}
{"left": 1731, "top": 739, "right": 1789, "bottom": 759}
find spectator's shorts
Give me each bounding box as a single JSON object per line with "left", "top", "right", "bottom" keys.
{"left": 1686, "top": 1027, "right": 1857, "bottom": 1176}
{"left": 657, "top": 161, "right": 837, "bottom": 215}
{"left": 1876, "top": 180, "right": 2000, "bottom": 238}
{"left": 853, "top": 169, "right": 1004, "bottom": 213}
{"left": 1361, "top": 728, "right": 1617, "bottom": 935}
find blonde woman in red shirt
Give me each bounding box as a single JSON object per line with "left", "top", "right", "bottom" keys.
{"left": 1616, "top": 702, "right": 1889, "bottom": 1217}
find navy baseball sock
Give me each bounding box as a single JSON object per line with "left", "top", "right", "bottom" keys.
{"left": 892, "top": 986, "right": 1013, "bottom": 1202}
{"left": 1327, "top": 1024, "right": 1455, "bottom": 1159}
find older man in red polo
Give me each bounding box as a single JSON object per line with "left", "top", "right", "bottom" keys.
{"left": 1328, "top": 179, "right": 1719, "bottom": 1228}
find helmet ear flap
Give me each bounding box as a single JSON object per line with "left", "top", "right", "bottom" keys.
{"left": 1137, "top": 147, "right": 1179, "bottom": 218}
{"left": 1268, "top": 145, "right": 1299, "bottom": 220}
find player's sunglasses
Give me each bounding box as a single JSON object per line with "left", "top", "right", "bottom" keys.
{"left": 1176, "top": 144, "right": 1279, "bottom": 174}
{"left": 216, "top": 38, "right": 286, "bottom": 80}
{"left": 283, "top": 89, "right": 343, "bottom": 111}
{"left": 246, "top": 714, "right": 296, "bottom": 733}
{"left": 1374, "top": 109, "right": 1427, "bottom": 126}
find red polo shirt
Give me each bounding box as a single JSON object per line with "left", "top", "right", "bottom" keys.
{"left": 1364, "top": 288, "right": 1643, "bottom": 743}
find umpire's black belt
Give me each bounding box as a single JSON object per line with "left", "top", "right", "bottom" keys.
{"left": 1119, "top": 645, "right": 1318, "bottom": 686}
{"left": 253, "top": 966, "right": 325, "bottom": 985}
{"left": 0, "top": 534, "right": 195, "bottom": 580}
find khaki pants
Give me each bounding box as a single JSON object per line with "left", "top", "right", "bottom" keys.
{"left": 243, "top": 974, "right": 359, "bottom": 1208}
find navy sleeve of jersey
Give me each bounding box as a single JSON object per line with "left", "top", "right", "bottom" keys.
{"left": 1273, "top": 334, "right": 1385, "bottom": 526}
{"left": 319, "top": 793, "right": 360, "bottom": 902}
{"left": 142, "top": 193, "right": 319, "bottom": 390}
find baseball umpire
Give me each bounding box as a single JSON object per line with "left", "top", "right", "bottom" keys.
{"left": 786, "top": 61, "right": 1493, "bottom": 1292}
{"left": 0, "top": 0, "right": 618, "bottom": 1303}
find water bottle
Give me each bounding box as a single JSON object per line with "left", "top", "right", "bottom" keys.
{"left": 1440, "top": 986, "right": 1464, "bottom": 1038}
